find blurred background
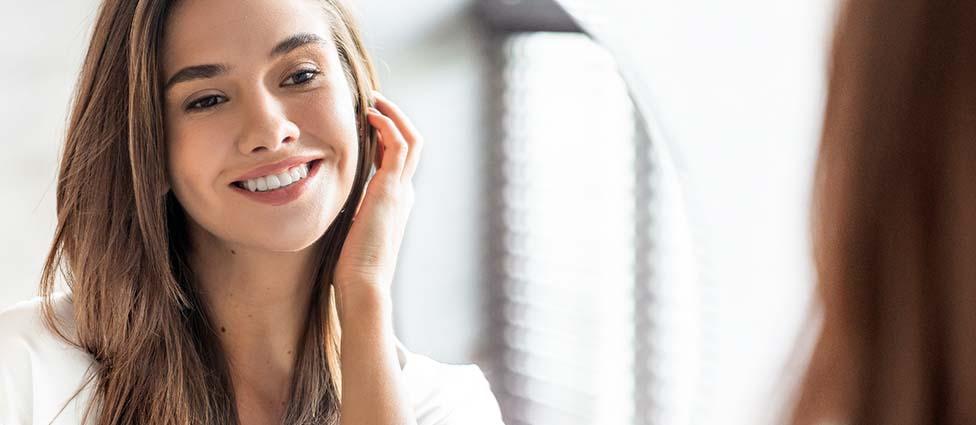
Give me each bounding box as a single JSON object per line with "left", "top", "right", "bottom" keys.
{"left": 0, "top": 0, "right": 838, "bottom": 424}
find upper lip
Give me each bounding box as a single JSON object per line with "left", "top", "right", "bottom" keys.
{"left": 232, "top": 155, "right": 320, "bottom": 183}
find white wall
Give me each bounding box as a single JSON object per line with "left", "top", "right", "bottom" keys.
{"left": 0, "top": 0, "right": 490, "bottom": 365}
{"left": 558, "top": 1, "right": 834, "bottom": 423}
{"left": 354, "top": 0, "right": 491, "bottom": 365}
{"left": 0, "top": 1, "right": 97, "bottom": 308}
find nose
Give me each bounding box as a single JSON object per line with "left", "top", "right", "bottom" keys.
{"left": 237, "top": 90, "right": 300, "bottom": 154}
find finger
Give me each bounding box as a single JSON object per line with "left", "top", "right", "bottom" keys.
{"left": 372, "top": 92, "right": 421, "bottom": 143}
{"left": 372, "top": 93, "right": 424, "bottom": 182}
{"left": 402, "top": 136, "right": 422, "bottom": 182}
{"left": 367, "top": 107, "right": 408, "bottom": 181}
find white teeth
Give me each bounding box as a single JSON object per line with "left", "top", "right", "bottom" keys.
{"left": 240, "top": 161, "right": 313, "bottom": 193}
{"left": 266, "top": 175, "right": 281, "bottom": 190}
{"left": 277, "top": 171, "right": 293, "bottom": 186}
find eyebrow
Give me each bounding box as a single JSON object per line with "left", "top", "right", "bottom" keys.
{"left": 163, "top": 32, "right": 328, "bottom": 91}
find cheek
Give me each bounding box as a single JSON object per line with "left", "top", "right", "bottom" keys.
{"left": 289, "top": 89, "right": 361, "bottom": 167}
{"left": 165, "top": 120, "right": 234, "bottom": 208}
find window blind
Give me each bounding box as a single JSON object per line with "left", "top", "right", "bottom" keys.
{"left": 486, "top": 32, "right": 654, "bottom": 425}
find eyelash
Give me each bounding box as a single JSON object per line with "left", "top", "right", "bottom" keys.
{"left": 185, "top": 68, "right": 322, "bottom": 111}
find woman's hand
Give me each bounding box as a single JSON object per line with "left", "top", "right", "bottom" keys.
{"left": 333, "top": 92, "right": 423, "bottom": 425}
{"left": 333, "top": 91, "right": 423, "bottom": 305}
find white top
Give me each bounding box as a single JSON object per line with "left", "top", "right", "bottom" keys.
{"left": 0, "top": 292, "right": 505, "bottom": 425}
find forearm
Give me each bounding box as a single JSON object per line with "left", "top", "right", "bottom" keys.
{"left": 336, "top": 284, "right": 417, "bottom": 425}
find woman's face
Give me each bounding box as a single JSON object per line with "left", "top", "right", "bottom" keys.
{"left": 162, "top": 0, "right": 359, "bottom": 253}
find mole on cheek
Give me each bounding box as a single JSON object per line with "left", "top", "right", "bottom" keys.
{"left": 221, "top": 326, "right": 226, "bottom": 333}
{"left": 230, "top": 249, "right": 236, "bottom": 255}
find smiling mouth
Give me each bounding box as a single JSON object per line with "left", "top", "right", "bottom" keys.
{"left": 233, "top": 160, "right": 320, "bottom": 192}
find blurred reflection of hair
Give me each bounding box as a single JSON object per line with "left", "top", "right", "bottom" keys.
{"left": 791, "top": 0, "right": 976, "bottom": 424}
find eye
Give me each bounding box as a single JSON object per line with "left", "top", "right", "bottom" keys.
{"left": 283, "top": 69, "right": 321, "bottom": 86}
{"left": 186, "top": 95, "right": 227, "bottom": 111}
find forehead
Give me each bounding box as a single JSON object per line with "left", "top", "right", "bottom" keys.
{"left": 162, "top": 0, "right": 334, "bottom": 72}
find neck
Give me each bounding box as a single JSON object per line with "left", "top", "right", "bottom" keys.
{"left": 188, "top": 221, "right": 323, "bottom": 407}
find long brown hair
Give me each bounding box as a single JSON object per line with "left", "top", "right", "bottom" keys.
{"left": 37, "top": 0, "right": 379, "bottom": 423}
{"left": 791, "top": 0, "right": 976, "bottom": 423}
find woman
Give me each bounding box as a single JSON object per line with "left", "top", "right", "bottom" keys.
{"left": 790, "top": 0, "right": 976, "bottom": 423}
{"left": 0, "top": 0, "right": 503, "bottom": 424}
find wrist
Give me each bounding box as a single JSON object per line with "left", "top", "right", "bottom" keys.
{"left": 334, "top": 282, "right": 393, "bottom": 321}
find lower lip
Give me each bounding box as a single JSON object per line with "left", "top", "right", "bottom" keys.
{"left": 230, "top": 160, "right": 322, "bottom": 206}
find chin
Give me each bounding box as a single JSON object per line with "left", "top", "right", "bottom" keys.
{"left": 249, "top": 236, "right": 321, "bottom": 253}
{"left": 235, "top": 219, "right": 332, "bottom": 253}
